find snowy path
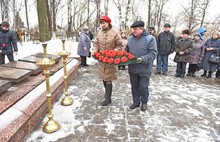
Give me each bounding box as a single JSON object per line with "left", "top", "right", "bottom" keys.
{"left": 25, "top": 58, "right": 220, "bottom": 142}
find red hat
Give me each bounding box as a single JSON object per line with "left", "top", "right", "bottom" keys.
{"left": 99, "top": 16, "right": 111, "bottom": 24}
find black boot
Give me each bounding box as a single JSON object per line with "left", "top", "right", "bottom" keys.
{"left": 201, "top": 70, "right": 207, "bottom": 77}
{"left": 81, "top": 56, "right": 85, "bottom": 66}
{"left": 103, "top": 81, "right": 107, "bottom": 98}
{"left": 216, "top": 70, "right": 220, "bottom": 78}
{"left": 101, "top": 83, "right": 112, "bottom": 106}
{"left": 207, "top": 71, "right": 212, "bottom": 78}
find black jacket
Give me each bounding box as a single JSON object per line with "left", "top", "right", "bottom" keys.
{"left": 0, "top": 25, "right": 18, "bottom": 55}
{"left": 157, "top": 31, "right": 175, "bottom": 55}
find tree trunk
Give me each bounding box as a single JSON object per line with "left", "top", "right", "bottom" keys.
{"left": 125, "top": 0, "right": 131, "bottom": 29}
{"left": 52, "top": 0, "right": 56, "bottom": 32}
{"left": 148, "top": 0, "right": 152, "bottom": 28}
{"left": 104, "top": 0, "right": 109, "bottom": 15}
{"left": 200, "top": 0, "right": 209, "bottom": 27}
{"left": 46, "top": 0, "right": 52, "bottom": 38}
{"left": 37, "top": 0, "right": 50, "bottom": 42}
{"left": 67, "top": 0, "right": 73, "bottom": 38}
{"left": 24, "top": 0, "right": 30, "bottom": 30}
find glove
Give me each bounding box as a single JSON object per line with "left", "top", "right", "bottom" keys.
{"left": 2, "top": 43, "right": 6, "bottom": 48}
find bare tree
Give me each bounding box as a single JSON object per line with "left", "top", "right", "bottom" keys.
{"left": 180, "top": 0, "right": 211, "bottom": 32}
{"left": 154, "top": 0, "right": 169, "bottom": 34}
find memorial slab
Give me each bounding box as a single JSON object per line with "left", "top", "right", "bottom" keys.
{"left": 2, "top": 61, "right": 42, "bottom": 75}
{"left": 0, "top": 80, "right": 11, "bottom": 95}
{"left": 18, "top": 56, "right": 38, "bottom": 63}
{"left": 32, "top": 53, "right": 61, "bottom": 63}
{"left": 0, "top": 67, "right": 31, "bottom": 83}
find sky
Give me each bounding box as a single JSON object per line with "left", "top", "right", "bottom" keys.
{"left": 4, "top": 0, "right": 220, "bottom": 29}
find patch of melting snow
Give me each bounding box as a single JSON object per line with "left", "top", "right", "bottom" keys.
{"left": 25, "top": 96, "right": 82, "bottom": 142}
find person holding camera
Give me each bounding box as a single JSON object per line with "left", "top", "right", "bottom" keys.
{"left": 0, "top": 21, "right": 18, "bottom": 65}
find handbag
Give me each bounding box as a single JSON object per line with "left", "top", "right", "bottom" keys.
{"left": 196, "top": 62, "right": 202, "bottom": 71}
{"left": 208, "top": 52, "right": 220, "bottom": 64}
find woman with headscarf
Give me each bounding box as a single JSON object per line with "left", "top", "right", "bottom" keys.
{"left": 187, "top": 34, "right": 204, "bottom": 77}
{"left": 93, "top": 16, "right": 122, "bottom": 106}
{"left": 201, "top": 32, "right": 220, "bottom": 78}
{"left": 77, "top": 27, "right": 91, "bottom": 66}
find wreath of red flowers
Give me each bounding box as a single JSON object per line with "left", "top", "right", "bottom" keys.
{"left": 93, "top": 50, "right": 137, "bottom": 65}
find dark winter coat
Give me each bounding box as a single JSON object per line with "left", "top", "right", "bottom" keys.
{"left": 0, "top": 26, "right": 18, "bottom": 55}
{"left": 127, "top": 30, "right": 158, "bottom": 77}
{"left": 189, "top": 40, "right": 204, "bottom": 64}
{"left": 157, "top": 31, "right": 175, "bottom": 55}
{"left": 174, "top": 38, "right": 193, "bottom": 63}
{"left": 77, "top": 31, "right": 91, "bottom": 57}
{"left": 202, "top": 38, "right": 220, "bottom": 72}
{"left": 93, "top": 27, "right": 122, "bottom": 81}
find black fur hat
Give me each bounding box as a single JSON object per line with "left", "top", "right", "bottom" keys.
{"left": 182, "top": 29, "right": 190, "bottom": 35}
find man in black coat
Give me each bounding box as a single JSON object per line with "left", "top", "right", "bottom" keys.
{"left": 0, "top": 21, "right": 18, "bottom": 65}
{"left": 156, "top": 23, "right": 175, "bottom": 76}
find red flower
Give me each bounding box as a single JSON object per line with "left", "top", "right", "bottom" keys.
{"left": 108, "top": 58, "right": 114, "bottom": 64}
{"left": 96, "top": 53, "right": 101, "bottom": 58}
{"left": 101, "top": 50, "right": 107, "bottom": 55}
{"left": 103, "top": 57, "right": 109, "bottom": 63}
{"left": 117, "top": 51, "right": 124, "bottom": 56}
{"left": 121, "top": 56, "right": 128, "bottom": 63}
{"left": 106, "top": 52, "right": 111, "bottom": 57}
{"left": 114, "top": 58, "right": 121, "bottom": 64}
{"left": 128, "top": 54, "right": 134, "bottom": 60}
{"left": 98, "top": 55, "right": 104, "bottom": 61}
{"left": 110, "top": 52, "right": 116, "bottom": 58}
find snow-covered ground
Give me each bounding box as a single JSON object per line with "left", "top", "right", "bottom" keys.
{"left": 5, "top": 40, "right": 219, "bottom": 142}
{"left": 21, "top": 40, "right": 220, "bottom": 142}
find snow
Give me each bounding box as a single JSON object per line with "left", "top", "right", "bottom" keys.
{"left": 3, "top": 39, "right": 219, "bottom": 142}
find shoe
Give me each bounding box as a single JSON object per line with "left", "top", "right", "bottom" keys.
{"left": 129, "top": 103, "right": 140, "bottom": 109}
{"left": 162, "top": 72, "right": 167, "bottom": 76}
{"left": 101, "top": 99, "right": 111, "bottom": 106}
{"left": 84, "top": 64, "right": 89, "bottom": 67}
{"left": 186, "top": 73, "right": 192, "bottom": 76}
{"left": 175, "top": 74, "right": 180, "bottom": 77}
{"left": 191, "top": 73, "right": 196, "bottom": 77}
{"left": 180, "top": 74, "right": 185, "bottom": 78}
{"left": 140, "top": 103, "right": 147, "bottom": 111}
{"left": 155, "top": 72, "right": 161, "bottom": 74}
{"left": 201, "top": 71, "right": 207, "bottom": 77}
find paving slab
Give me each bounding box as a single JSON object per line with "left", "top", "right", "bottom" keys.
{"left": 25, "top": 62, "right": 220, "bottom": 142}
{"left": 0, "top": 66, "right": 31, "bottom": 83}
{"left": 0, "top": 80, "right": 11, "bottom": 95}
{"left": 2, "top": 61, "right": 42, "bottom": 75}
{"left": 32, "top": 53, "right": 61, "bottom": 63}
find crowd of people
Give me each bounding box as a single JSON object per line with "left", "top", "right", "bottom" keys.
{"left": 1, "top": 16, "right": 219, "bottom": 112}
{"left": 77, "top": 15, "right": 220, "bottom": 111}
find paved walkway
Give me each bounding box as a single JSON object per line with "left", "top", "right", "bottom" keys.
{"left": 25, "top": 62, "right": 220, "bottom": 142}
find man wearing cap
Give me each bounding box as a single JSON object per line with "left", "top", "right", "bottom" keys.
{"left": 127, "top": 21, "right": 157, "bottom": 111}
{"left": 0, "top": 21, "right": 18, "bottom": 64}
{"left": 93, "top": 15, "right": 122, "bottom": 106}
{"left": 156, "top": 23, "right": 175, "bottom": 76}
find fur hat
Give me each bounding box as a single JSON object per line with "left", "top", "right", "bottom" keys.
{"left": 1, "top": 21, "right": 9, "bottom": 27}
{"left": 212, "top": 31, "right": 220, "bottom": 36}
{"left": 99, "top": 16, "right": 111, "bottom": 24}
{"left": 182, "top": 29, "right": 190, "bottom": 35}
